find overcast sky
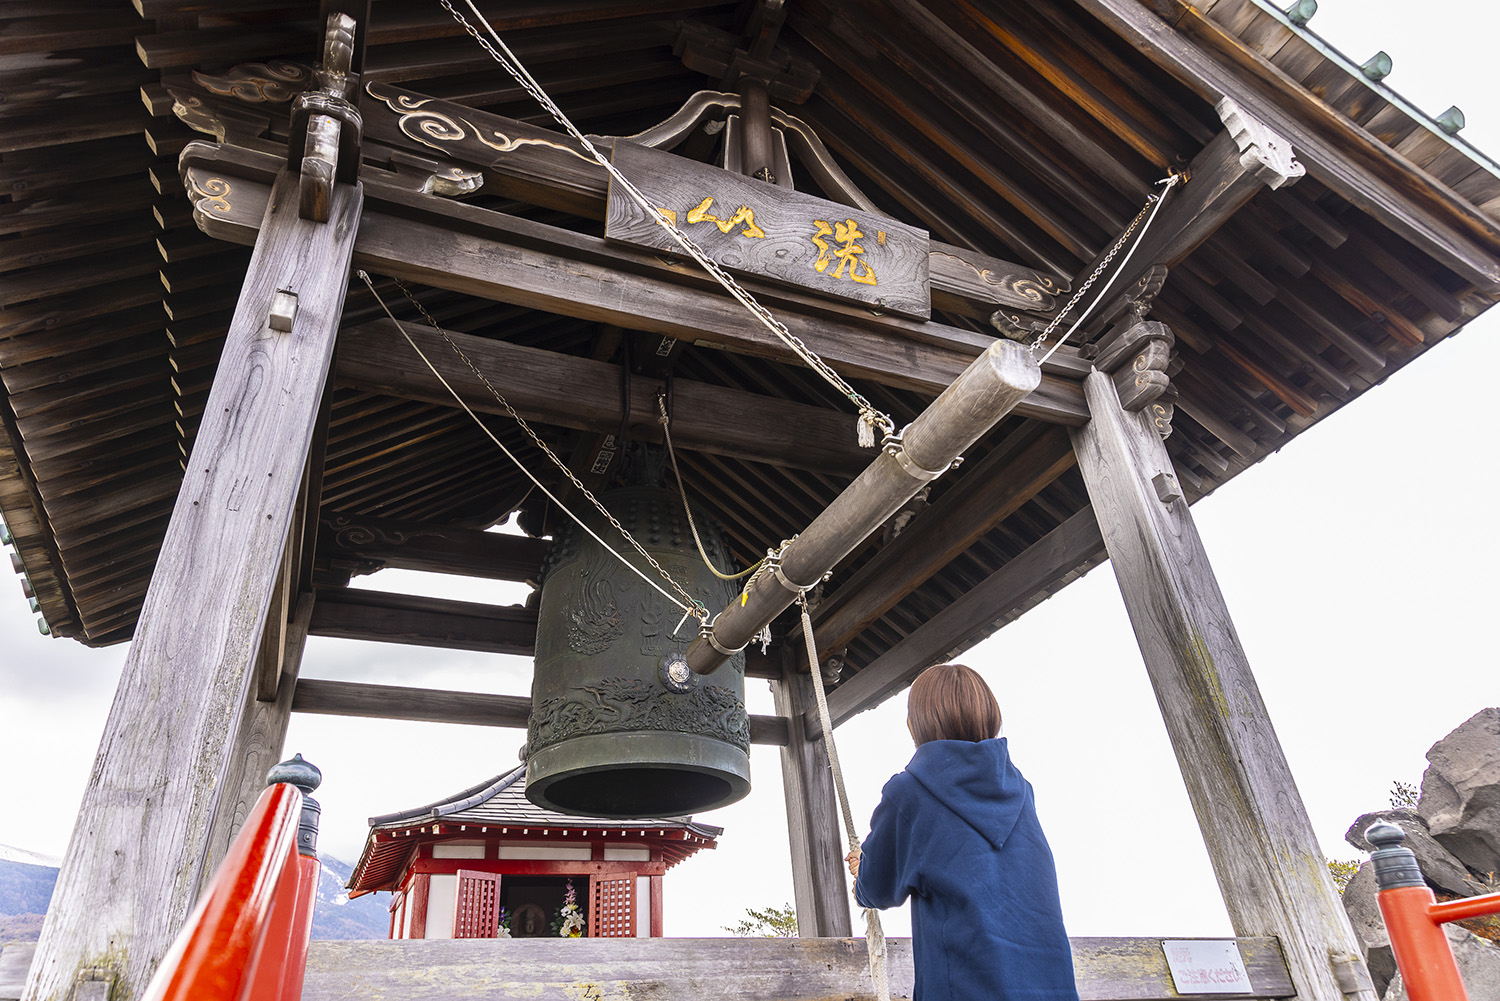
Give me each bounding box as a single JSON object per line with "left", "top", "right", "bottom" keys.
{"left": 1, "top": 0, "right": 1497, "bottom": 942}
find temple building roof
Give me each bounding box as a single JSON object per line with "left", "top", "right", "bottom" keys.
{"left": 347, "top": 766, "right": 722, "bottom": 895}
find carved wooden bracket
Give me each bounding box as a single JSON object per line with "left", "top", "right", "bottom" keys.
{"left": 1216, "top": 97, "right": 1305, "bottom": 191}
{"left": 288, "top": 13, "right": 363, "bottom": 221}
{"left": 1093, "top": 319, "right": 1176, "bottom": 438}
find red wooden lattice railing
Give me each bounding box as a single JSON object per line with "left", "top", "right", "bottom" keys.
{"left": 139, "top": 783, "right": 318, "bottom": 1001}
{"left": 590, "top": 875, "right": 636, "bottom": 937}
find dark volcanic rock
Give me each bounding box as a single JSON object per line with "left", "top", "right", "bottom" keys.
{"left": 1345, "top": 808, "right": 1478, "bottom": 896}
{"left": 1341, "top": 862, "right": 1397, "bottom": 997}
{"left": 1418, "top": 708, "right": 1500, "bottom": 878}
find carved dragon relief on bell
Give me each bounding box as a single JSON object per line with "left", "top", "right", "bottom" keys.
{"left": 525, "top": 476, "right": 750, "bottom": 819}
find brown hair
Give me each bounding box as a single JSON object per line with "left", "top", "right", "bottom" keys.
{"left": 906, "top": 664, "right": 1001, "bottom": 745}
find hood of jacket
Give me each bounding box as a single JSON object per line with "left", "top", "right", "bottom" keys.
{"left": 904, "top": 737, "right": 1030, "bottom": 851}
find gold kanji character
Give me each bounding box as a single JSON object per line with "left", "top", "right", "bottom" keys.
{"left": 685, "top": 197, "right": 765, "bottom": 238}
{"left": 811, "top": 218, "right": 877, "bottom": 286}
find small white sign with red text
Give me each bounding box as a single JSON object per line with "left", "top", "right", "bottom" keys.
{"left": 1161, "top": 939, "right": 1254, "bottom": 994}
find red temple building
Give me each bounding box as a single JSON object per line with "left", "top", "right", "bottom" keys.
{"left": 347, "top": 767, "right": 720, "bottom": 940}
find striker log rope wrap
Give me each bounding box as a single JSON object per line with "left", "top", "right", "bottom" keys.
{"left": 357, "top": 270, "right": 709, "bottom": 624}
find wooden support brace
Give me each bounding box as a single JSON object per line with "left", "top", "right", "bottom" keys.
{"left": 25, "top": 169, "right": 362, "bottom": 1001}
{"left": 181, "top": 143, "right": 1089, "bottom": 423}
{"left": 1069, "top": 98, "right": 1303, "bottom": 324}
{"left": 819, "top": 507, "right": 1105, "bottom": 735}
{"left": 1069, "top": 370, "right": 1374, "bottom": 1001}
{"left": 206, "top": 592, "right": 316, "bottom": 878}
{"left": 290, "top": 678, "right": 791, "bottom": 747}
{"left": 773, "top": 671, "right": 853, "bottom": 937}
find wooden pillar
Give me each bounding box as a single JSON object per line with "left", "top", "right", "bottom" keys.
{"left": 772, "top": 671, "right": 852, "bottom": 938}
{"left": 203, "top": 592, "right": 317, "bottom": 877}
{"left": 1070, "top": 370, "right": 1375, "bottom": 1000}
{"left": 26, "top": 171, "right": 362, "bottom": 1001}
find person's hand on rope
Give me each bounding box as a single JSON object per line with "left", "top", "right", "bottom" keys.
{"left": 845, "top": 848, "right": 861, "bottom": 877}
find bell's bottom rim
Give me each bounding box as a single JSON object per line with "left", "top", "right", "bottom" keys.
{"left": 525, "top": 731, "right": 751, "bottom": 819}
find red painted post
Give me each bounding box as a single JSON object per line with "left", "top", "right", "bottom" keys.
{"left": 264, "top": 754, "right": 323, "bottom": 1001}
{"left": 138, "top": 784, "right": 301, "bottom": 1001}
{"left": 1369, "top": 821, "right": 1500, "bottom": 1001}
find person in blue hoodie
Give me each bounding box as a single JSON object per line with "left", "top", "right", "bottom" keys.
{"left": 846, "top": 663, "right": 1080, "bottom": 1001}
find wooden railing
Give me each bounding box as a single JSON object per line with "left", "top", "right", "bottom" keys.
{"left": 140, "top": 782, "right": 318, "bottom": 1001}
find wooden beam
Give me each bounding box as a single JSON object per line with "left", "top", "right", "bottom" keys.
{"left": 307, "top": 588, "right": 537, "bottom": 656}
{"left": 358, "top": 81, "right": 1070, "bottom": 315}
{"left": 822, "top": 507, "right": 1105, "bottom": 734}
{"left": 773, "top": 672, "right": 853, "bottom": 937}
{"left": 1075, "top": 0, "right": 1500, "bottom": 292}
{"left": 28, "top": 170, "right": 362, "bottom": 1001}
{"left": 206, "top": 593, "right": 315, "bottom": 877}
{"left": 181, "top": 142, "right": 1090, "bottom": 424}
{"left": 803, "top": 423, "right": 1076, "bottom": 665}
{"left": 335, "top": 320, "right": 876, "bottom": 477}
{"left": 1070, "top": 370, "right": 1373, "bottom": 1001}
{"left": 290, "top": 678, "right": 791, "bottom": 747}
{"left": 1073, "top": 99, "right": 1303, "bottom": 322}
{"left": 320, "top": 513, "right": 551, "bottom": 580}
{"left": 289, "top": 935, "right": 1295, "bottom": 1000}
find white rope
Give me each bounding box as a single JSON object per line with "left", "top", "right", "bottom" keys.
{"left": 440, "top": 0, "right": 894, "bottom": 447}
{"left": 356, "top": 271, "right": 695, "bottom": 617}
{"left": 1035, "top": 173, "right": 1181, "bottom": 365}
{"left": 657, "top": 392, "right": 761, "bottom": 582}
{"left": 799, "top": 597, "right": 891, "bottom": 1001}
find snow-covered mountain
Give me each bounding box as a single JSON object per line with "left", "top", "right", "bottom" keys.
{"left": 0, "top": 845, "right": 388, "bottom": 941}
{"left": 0, "top": 846, "right": 60, "bottom": 869}
{"left": 310, "top": 855, "right": 390, "bottom": 940}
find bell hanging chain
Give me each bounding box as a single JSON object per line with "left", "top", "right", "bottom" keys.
{"left": 437, "top": 0, "right": 895, "bottom": 449}
{"left": 357, "top": 271, "right": 709, "bottom": 623}
{"left": 1031, "top": 171, "right": 1183, "bottom": 364}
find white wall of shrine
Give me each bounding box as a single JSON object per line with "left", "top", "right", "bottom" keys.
{"left": 636, "top": 876, "right": 650, "bottom": 937}
{"left": 426, "top": 875, "right": 457, "bottom": 939}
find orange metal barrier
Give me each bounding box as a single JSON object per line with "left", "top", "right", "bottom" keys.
{"left": 141, "top": 756, "right": 323, "bottom": 1001}
{"left": 1369, "top": 822, "right": 1500, "bottom": 1001}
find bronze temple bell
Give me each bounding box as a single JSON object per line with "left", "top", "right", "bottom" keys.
{"left": 525, "top": 483, "right": 750, "bottom": 818}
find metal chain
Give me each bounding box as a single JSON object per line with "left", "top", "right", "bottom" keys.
{"left": 375, "top": 274, "right": 709, "bottom": 622}
{"left": 438, "top": 0, "right": 895, "bottom": 445}
{"left": 1030, "top": 172, "right": 1183, "bottom": 359}
{"left": 656, "top": 393, "right": 761, "bottom": 581}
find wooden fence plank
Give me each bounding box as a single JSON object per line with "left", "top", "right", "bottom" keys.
{"left": 294, "top": 936, "right": 1294, "bottom": 1000}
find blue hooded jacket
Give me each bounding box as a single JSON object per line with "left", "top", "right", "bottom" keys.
{"left": 854, "top": 738, "right": 1079, "bottom": 1001}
